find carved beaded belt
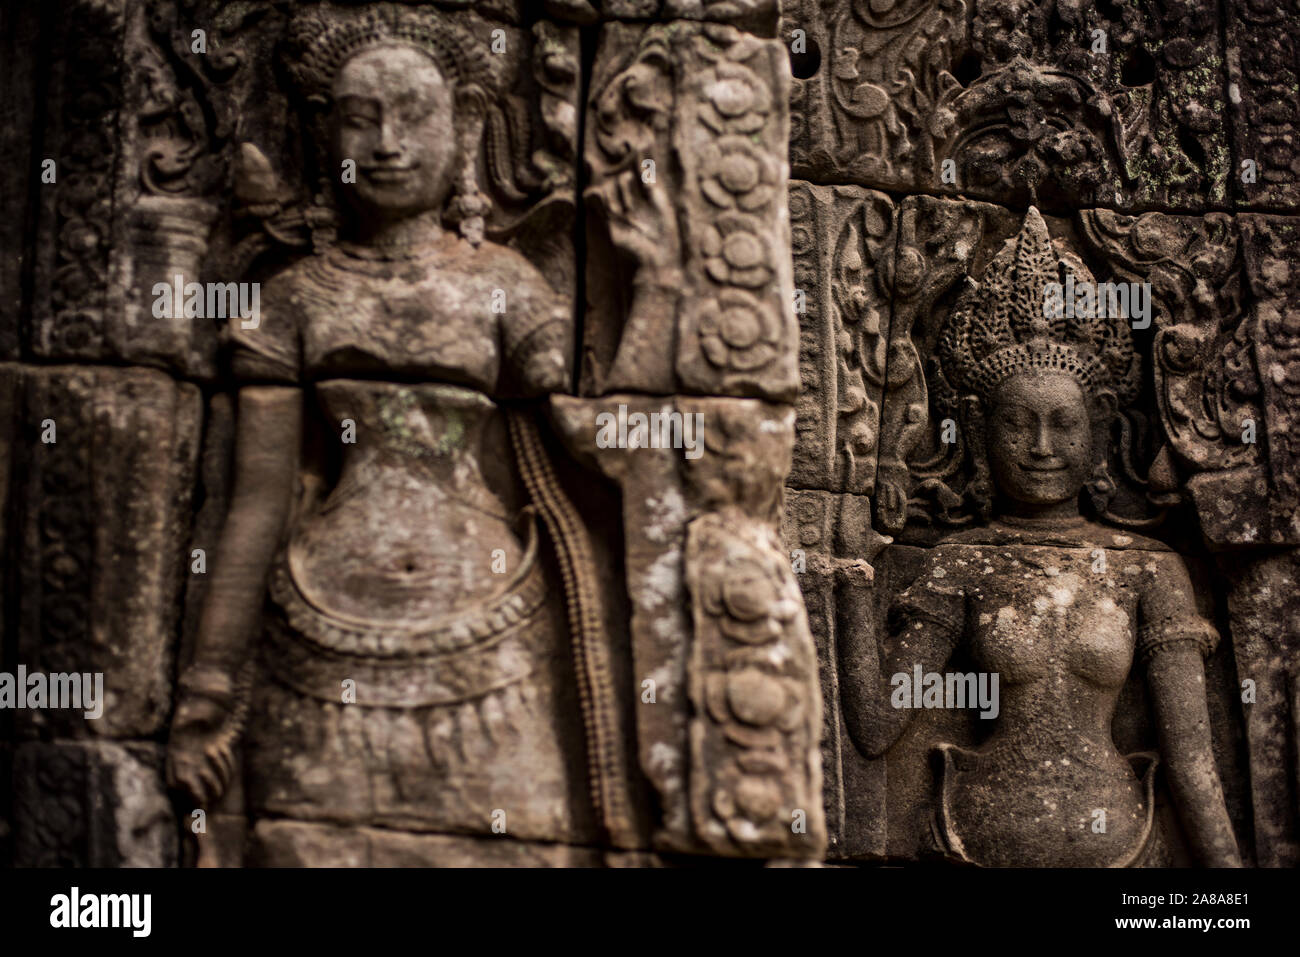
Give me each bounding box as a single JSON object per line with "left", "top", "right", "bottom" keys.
{"left": 261, "top": 522, "right": 550, "bottom": 708}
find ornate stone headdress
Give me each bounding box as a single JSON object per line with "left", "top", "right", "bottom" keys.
{"left": 282, "top": 2, "right": 493, "bottom": 244}
{"left": 284, "top": 2, "right": 490, "bottom": 104}
{"left": 938, "top": 207, "right": 1140, "bottom": 407}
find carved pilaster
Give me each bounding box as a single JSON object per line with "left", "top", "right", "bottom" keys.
{"left": 584, "top": 19, "right": 796, "bottom": 400}
{"left": 553, "top": 396, "right": 826, "bottom": 859}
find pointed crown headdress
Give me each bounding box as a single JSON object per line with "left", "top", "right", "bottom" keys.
{"left": 938, "top": 207, "right": 1140, "bottom": 407}
{"left": 284, "top": 2, "right": 491, "bottom": 104}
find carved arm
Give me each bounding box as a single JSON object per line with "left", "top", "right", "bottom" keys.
{"left": 1139, "top": 550, "right": 1242, "bottom": 867}
{"left": 167, "top": 385, "right": 301, "bottom": 807}
{"left": 838, "top": 579, "right": 961, "bottom": 760}
{"left": 1147, "top": 645, "right": 1243, "bottom": 867}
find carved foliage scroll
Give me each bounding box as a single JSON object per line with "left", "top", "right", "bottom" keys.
{"left": 784, "top": 0, "right": 1231, "bottom": 213}
{"left": 787, "top": 181, "right": 896, "bottom": 496}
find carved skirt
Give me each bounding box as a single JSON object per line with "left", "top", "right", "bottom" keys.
{"left": 932, "top": 744, "right": 1169, "bottom": 867}
{"left": 241, "top": 525, "right": 592, "bottom": 847}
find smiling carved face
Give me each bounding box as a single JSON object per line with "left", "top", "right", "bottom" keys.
{"left": 987, "top": 370, "right": 1094, "bottom": 510}
{"left": 331, "top": 45, "right": 457, "bottom": 222}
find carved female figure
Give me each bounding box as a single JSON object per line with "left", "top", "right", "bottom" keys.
{"left": 842, "top": 209, "right": 1241, "bottom": 866}
{"left": 165, "top": 4, "right": 594, "bottom": 865}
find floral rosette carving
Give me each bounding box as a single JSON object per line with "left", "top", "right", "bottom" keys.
{"left": 673, "top": 21, "right": 795, "bottom": 400}
{"left": 687, "top": 514, "right": 824, "bottom": 857}
{"left": 698, "top": 136, "right": 778, "bottom": 212}
{"left": 695, "top": 59, "right": 772, "bottom": 136}
{"left": 680, "top": 289, "right": 793, "bottom": 394}
{"left": 697, "top": 552, "right": 801, "bottom": 644}
{"left": 699, "top": 213, "right": 773, "bottom": 288}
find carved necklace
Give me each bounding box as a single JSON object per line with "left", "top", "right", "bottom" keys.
{"left": 336, "top": 239, "right": 439, "bottom": 261}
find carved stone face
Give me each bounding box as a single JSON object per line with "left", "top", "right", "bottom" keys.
{"left": 987, "top": 370, "right": 1093, "bottom": 510}
{"left": 331, "top": 45, "right": 457, "bottom": 222}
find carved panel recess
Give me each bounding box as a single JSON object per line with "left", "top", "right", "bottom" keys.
{"left": 8, "top": 365, "right": 201, "bottom": 741}
{"left": 868, "top": 195, "right": 1013, "bottom": 543}
{"left": 783, "top": 0, "right": 1231, "bottom": 213}
{"left": 865, "top": 197, "right": 1213, "bottom": 546}
{"left": 810, "top": 203, "right": 1256, "bottom": 867}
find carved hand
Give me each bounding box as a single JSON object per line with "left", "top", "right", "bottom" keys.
{"left": 167, "top": 683, "right": 239, "bottom": 809}
{"left": 586, "top": 165, "right": 681, "bottom": 281}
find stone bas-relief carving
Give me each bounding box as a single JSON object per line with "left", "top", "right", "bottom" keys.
{"left": 550, "top": 397, "right": 825, "bottom": 858}
{"left": 785, "top": 186, "right": 1288, "bottom": 867}
{"left": 840, "top": 210, "right": 1240, "bottom": 867}
{"left": 583, "top": 18, "right": 797, "bottom": 401}
{"left": 784, "top": 0, "right": 1233, "bottom": 213}
{"left": 5, "top": 0, "right": 1299, "bottom": 872}
{"left": 164, "top": 2, "right": 603, "bottom": 865}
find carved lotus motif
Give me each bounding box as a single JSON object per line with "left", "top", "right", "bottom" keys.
{"left": 697, "top": 60, "right": 771, "bottom": 135}
{"left": 726, "top": 668, "right": 786, "bottom": 725}
{"left": 593, "top": 55, "right": 671, "bottom": 162}
{"left": 700, "top": 213, "right": 773, "bottom": 288}
{"left": 713, "top": 768, "right": 784, "bottom": 838}
{"left": 704, "top": 667, "right": 807, "bottom": 732}
{"left": 699, "top": 136, "right": 777, "bottom": 212}
{"left": 690, "top": 289, "right": 784, "bottom": 374}
{"left": 699, "top": 552, "right": 799, "bottom": 644}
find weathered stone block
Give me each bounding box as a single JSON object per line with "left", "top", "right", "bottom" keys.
{"left": 1225, "top": 0, "right": 1300, "bottom": 209}
{"left": 553, "top": 395, "right": 824, "bottom": 858}
{"left": 8, "top": 364, "right": 201, "bottom": 740}
{"left": 13, "top": 740, "right": 176, "bottom": 868}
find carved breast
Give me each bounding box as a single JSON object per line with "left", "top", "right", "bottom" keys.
{"left": 967, "top": 548, "right": 1138, "bottom": 690}
{"left": 294, "top": 242, "right": 502, "bottom": 390}
{"left": 925, "top": 544, "right": 1134, "bottom": 693}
